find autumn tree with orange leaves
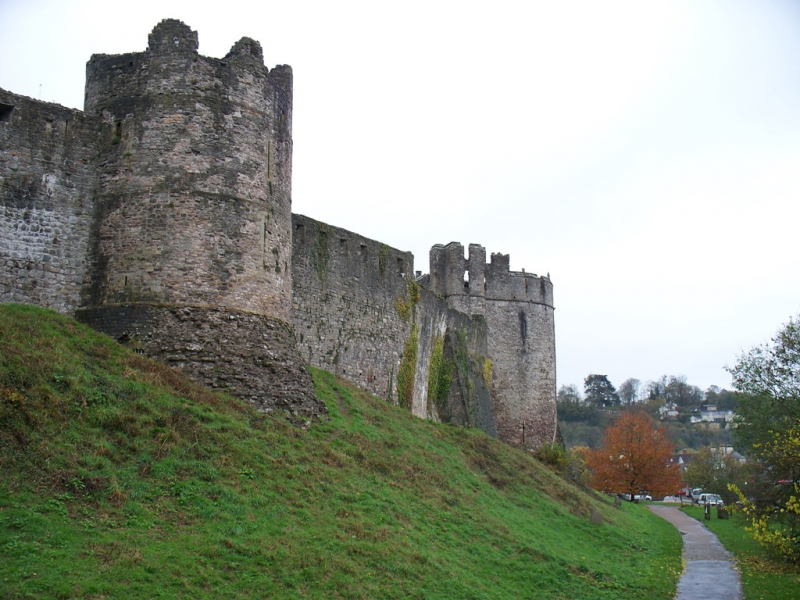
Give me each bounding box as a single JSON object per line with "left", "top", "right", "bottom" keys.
{"left": 587, "top": 412, "right": 682, "bottom": 499}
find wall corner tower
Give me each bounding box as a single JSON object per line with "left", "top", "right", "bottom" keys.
{"left": 76, "top": 20, "right": 322, "bottom": 419}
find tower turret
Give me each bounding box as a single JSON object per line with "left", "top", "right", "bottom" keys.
{"left": 76, "top": 20, "right": 321, "bottom": 419}
{"left": 426, "top": 243, "right": 556, "bottom": 449}
{"left": 484, "top": 253, "right": 556, "bottom": 449}
{"left": 83, "top": 19, "right": 292, "bottom": 317}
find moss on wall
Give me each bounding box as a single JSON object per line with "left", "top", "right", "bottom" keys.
{"left": 394, "top": 277, "right": 420, "bottom": 322}
{"left": 378, "top": 243, "right": 388, "bottom": 277}
{"left": 427, "top": 334, "right": 454, "bottom": 418}
{"left": 397, "top": 322, "right": 419, "bottom": 410}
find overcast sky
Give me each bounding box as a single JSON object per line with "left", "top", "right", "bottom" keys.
{"left": 2, "top": 0, "right": 800, "bottom": 396}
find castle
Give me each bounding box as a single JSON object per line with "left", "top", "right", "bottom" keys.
{"left": 0, "top": 20, "right": 557, "bottom": 449}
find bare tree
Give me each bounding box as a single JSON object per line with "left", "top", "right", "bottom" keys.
{"left": 618, "top": 378, "right": 641, "bottom": 405}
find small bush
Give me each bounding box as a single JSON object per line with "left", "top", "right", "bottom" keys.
{"left": 533, "top": 442, "right": 569, "bottom": 474}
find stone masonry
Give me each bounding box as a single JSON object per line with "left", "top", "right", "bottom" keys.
{"left": 0, "top": 19, "right": 556, "bottom": 447}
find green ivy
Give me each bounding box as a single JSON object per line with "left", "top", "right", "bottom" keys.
{"left": 394, "top": 277, "right": 421, "bottom": 322}
{"left": 378, "top": 243, "right": 388, "bottom": 277}
{"left": 427, "top": 335, "right": 453, "bottom": 416}
{"left": 397, "top": 323, "right": 419, "bottom": 410}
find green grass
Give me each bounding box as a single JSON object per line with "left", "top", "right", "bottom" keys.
{"left": 1, "top": 304, "right": 682, "bottom": 599}
{"left": 681, "top": 506, "right": 800, "bottom": 600}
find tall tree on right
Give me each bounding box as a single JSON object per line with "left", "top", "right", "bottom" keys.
{"left": 728, "top": 315, "right": 800, "bottom": 562}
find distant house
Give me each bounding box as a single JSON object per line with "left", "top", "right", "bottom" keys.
{"left": 658, "top": 402, "right": 680, "bottom": 420}
{"left": 669, "top": 447, "right": 747, "bottom": 472}
{"left": 711, "top": 445, "right": 747, "bottom": 464}
{"left": 689, "top": 405, "right": 736, "bottom": 425}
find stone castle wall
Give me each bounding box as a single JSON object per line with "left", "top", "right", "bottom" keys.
{"left": 0, "top": 91, "right": 97, "bottom": 313}
{"left": 76, "top": 305, "right": 323, "bottom": 421}
{"left": 290, "top": 213, "right": 413, "bottom": 401}
{"left": 413, "top": 290, "right": 497, "bottom": 434}
{"left": 291, "top": 218, "right": 499, "bottom": 436}
{"left": 0, "top": 19, "right": 556, "bottom": 447}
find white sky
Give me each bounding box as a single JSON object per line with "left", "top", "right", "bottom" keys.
{"left": 2, "top": 0, "right": 800, "bottom": 395}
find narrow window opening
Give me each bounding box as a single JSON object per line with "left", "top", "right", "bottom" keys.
{"left": 294, "top": 223, "right": 305, "bottom": 243}
{"left": 262, "top": 221, "right": 268, "bottom": 268}
{"left": 464, "top": 269, "right": 470, "bottom": 291}
{"left": 0, "top": 103, "right": 13, "bottom": 122}
{"left": 267, "top": 141, "right": 272, "bottom": 178}
{"left": 339, "top": 238, "right": 348, "bottom": 253}
{"left": 397, "top": 258, "right": 404, "bottom": 276}
{"left": 124, "top": 276, "right": 128, "bottom": 287}
{"left": 519, "top": 311, "right": 528, "bottom": 345}
{"left": 360, "top": 244, "right": 368, "bottom": 263}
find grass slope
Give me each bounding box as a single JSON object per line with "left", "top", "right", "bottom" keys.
{"left": 1, "top": 304, "right": 681, "bottom": 599}
{"left": 681, "top": 506, "right": 800, "bottom": 600}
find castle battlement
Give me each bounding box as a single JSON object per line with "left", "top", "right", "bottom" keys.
{"left": 428, "top": 242, "right": 553, "bottom": 309}
{"left": 0, "top": 19, "right": 556, "bottom": 449}
{"left": 485, "top": 253, "right": 553, "bottom": 306}
{"left": 86, "top": 20, "right": 289, "bottom": 114}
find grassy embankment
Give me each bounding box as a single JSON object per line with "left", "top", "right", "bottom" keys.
{"left": 681, "top": 505, "right": 800, "bottom": 600}
{"left": 1, "top": 304, "right": 682, "bottom": 599}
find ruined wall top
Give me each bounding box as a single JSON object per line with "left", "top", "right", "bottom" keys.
{"left": 85, "top": 19, "right": 291, "bottom": 115}
{"left": 428, "top": 242, "right": 553, "bottom": 308}
{"left": 147, "top": 19, "right": 199, "bottom": 54}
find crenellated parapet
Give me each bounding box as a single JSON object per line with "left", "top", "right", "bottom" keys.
{"left": 486, "top": 252, "right": 554, "bottom": 307}
{"left": 429, "top": 243, "right": 553, "bottom": 317}
{"left": 423, "top": 242, "right": 557, "bottom": 449}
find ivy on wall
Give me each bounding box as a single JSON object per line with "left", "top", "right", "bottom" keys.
{"left": 396, "top": 322, "right": 419, "bottom": 410}
{"left": 394, "top": 277, "right": 420, "bottom": 322}
{"left": 427, "top": 334, "right": 454, "bottom": 417}
{"left": 378, "top": 243, "right": 388, "bottom": 277}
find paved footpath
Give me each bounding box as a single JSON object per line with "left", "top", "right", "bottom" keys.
{"left": 648, "top": 505, "right": 743, "bottom": 600}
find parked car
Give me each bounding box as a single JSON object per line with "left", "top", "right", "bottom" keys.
{"left": 699, "top": 493, "right": 724, "bottom": 506}
{"left": 623, "top": 492, "right": 653, "bottom": 502}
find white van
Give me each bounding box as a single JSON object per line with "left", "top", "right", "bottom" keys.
{"left": 699, "top": 493, "right": 724, "bottom": 506}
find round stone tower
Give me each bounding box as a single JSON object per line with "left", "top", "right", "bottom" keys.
{"left": 428, "top": 243, "right": 557, "bottom": 449}
{"left": 84, "top": 19, "right": 291, "bottom": 316}
{"left": 77, "top": 20, "right": 322, "bottom": 419}
{"left": 483, "top": 253, "right": 557, "bottom": 450}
